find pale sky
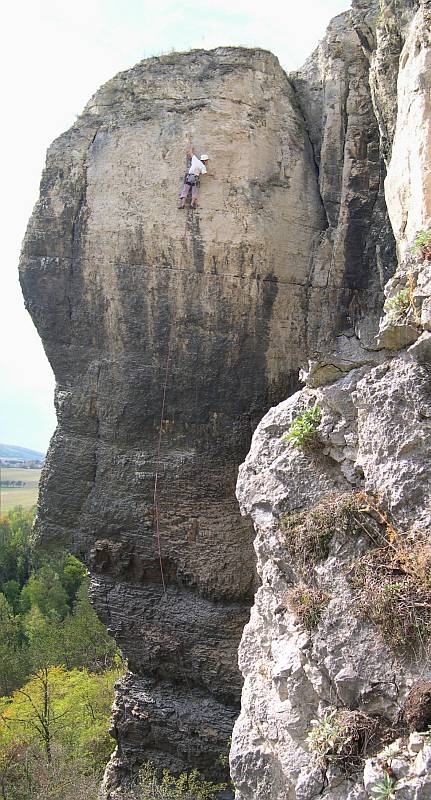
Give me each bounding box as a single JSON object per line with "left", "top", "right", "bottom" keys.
{"left": 1, "top": 0, "right": 349, "bottom": 454}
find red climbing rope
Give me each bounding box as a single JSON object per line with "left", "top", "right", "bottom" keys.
{"left": 153, "top": 334, "right": 172, "bottom": 594}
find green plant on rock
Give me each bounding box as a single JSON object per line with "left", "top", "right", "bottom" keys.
{"left": 384, "top": 273, "right": 421, "bottom": 326}
{"left": 284, "top": 585, "right": 330, "bottom": 631}
{"left": 349, "top": 529, "right": 431, "bottom": 656}
{"left": 136, "top": 763, "right": 228, "bottom": 800}
{"left": 307, "top": 709, "right": 378, "bottom": 775}
{"left": 282, "top": 404, "right": 322, "bottom": 449}
{"left": 307, "top": 710, "right": 347, "bottom": 757}
{"left": 384, "top": 287, "right": 410, "bottom": 319}
{"left": 217, "top": 736, "right": 231, "bottom": 768}
{"left": 370, "top": 771, "right": 398, "bottom": 799}
{"left": 413, "top": 229, "right": 431, "bottom": 260}
{"left": 279, "top": 492, "right": 375, "bottom": 579}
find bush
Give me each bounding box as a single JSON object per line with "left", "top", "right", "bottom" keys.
{"left": 282, "top": 404, "right": 322, "bottom": 449}
{"left": 384, "top": 287, "right": 410, "bottom": 319}
{"left": 384, "top": 273, "right": 421, "bottom": 325}
{"left": 349, "top": 504, "right": 431, "bottom": 656}
{"left": 283, "top": 585, "right": 330, "bottom": 631}
{"left": 413, "top": 229, "right": 431, "bottom": 260}
{"left": 134, "top": 763, "right": 229, "bottom": 799}
{"left": 279, "top": 492, "right": 379, "bottom": 579}
{"left": 307, "top": 708, "right": 379, "bottom": 775}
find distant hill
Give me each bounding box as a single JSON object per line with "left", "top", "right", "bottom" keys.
{"left": 0, "top": 444, "right": 45, "bottom": 461}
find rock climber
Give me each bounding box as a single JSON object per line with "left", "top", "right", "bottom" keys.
{"left": 179, "top": 147, "right": 209, "bottom": 209}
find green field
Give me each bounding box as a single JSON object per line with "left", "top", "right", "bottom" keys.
{"left": 0, "top": 468, "right": 41, "bottom": 513}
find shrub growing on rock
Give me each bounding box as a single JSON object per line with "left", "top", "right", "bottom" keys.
{"left": 384, "top": 274, "right": 420, "bottom": 325}
{"left": 384, "top": 287, "right": 411, "bottom": 320}
{"left": 282, "top": 404, "right": 322, "bottom": 449}
{"left": 307, "top": 708, "right": 379, "bottom": 775}
{"left": 279, "top": 492, "right": 381, "bottom": 579}
{"left": 283, "top": 585, "right": 330, "bottom": 631}
{"left": 413, "top": 229, "right": 431, "bottom": 260}
{"left": 132, "top": 763, "right": 229, "bottom": 799}
{"left": 349, "top": 531, "right": 431, "bottom": 656}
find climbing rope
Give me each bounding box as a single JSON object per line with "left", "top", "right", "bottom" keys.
{"left": 152, "top": 333, "right": 173, "bottom": 594}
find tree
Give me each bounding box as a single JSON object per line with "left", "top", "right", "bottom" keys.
{"left": 0, "top": 666, "right": 120, "bottom": 771}
{"left": 0, "top": 594, "right": 29, "bottom": 695}
{"left": 60, "top": 555, "right": 87, "bottom": 606}
{"left": 61, "top": 580, "right": 119, "bottom": 672}
{"left": 20, "top": 565, "right": 69, "bottom": 621}
{"left": 0, "top": 508, "right": 34, "bottom": 590}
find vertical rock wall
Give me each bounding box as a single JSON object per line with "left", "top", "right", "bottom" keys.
{"left": 21, "top": 48, "right": 331, "bottom": 794}
{"left": 20, "top": 0, "right": 420, "bottom": 792}
{"left": 231, "top": 3, "right": 431, "bottom": 798}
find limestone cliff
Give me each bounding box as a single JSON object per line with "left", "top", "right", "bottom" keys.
{"left": 231, "top": 2, "right": 431, "bottom": 798}
{"left": 19, "top": 1, "right": 430, "bottom": 798}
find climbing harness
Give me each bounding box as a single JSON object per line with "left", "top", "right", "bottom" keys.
{"left": 185, "top": 172, "right": 199, "bottom": 187}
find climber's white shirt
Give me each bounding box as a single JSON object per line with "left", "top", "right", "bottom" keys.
{"left": 189, "top": 154, "right": 207, "bottom": 176}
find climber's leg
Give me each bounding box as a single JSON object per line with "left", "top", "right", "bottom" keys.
{"left": 179, "top": 183, "right": 190, "bottom": 208}
{"left": 190, "top": 185, "right": 199, "bottom": 207}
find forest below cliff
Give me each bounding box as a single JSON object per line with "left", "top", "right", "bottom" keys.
{"left": 0, "top": 506, "right": 230, "bottom": 800}
{"left": 0, "top": 505, "right": 122, "bottom": 798}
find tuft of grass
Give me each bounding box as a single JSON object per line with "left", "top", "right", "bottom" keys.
{"left": 283, "top": 585, "right": 330, "bottom": 631}
{"left": 349, "top": 509, "right": 431, "bottom": 656}
{"left": 384, "top": 272, "right": 421, "bottom": 325}
{"left": 307, "top": 709, "right": 379, "bottom": 775}
{"left": 282, "top": 404, "right": 322, "bottom": 450}
{"left": 279, "top": 492, "right": 380, "bottom": 578}
{"left": 413, "top": 229, "right": 431, "bottom": 261}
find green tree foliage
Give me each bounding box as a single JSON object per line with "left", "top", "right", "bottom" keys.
{"left": 21, "top": 564, "right": 70, "bottom": 621}
{"left": 0, "top": 594, "right": 29, "bottom": 695}
{"left": 0, "top": 666, "right": 121, "bottom": 798}
{"left": 0, "top": 506, "right": 120, "bottom": 685}
{"left": 23, "top": 582, "right": 118, "bottom": 674}
{"left": 61, "top": 580, "right": 118, "bottom": 672}
{"left": 0, "top": 507, "right": 123, "bottom": 799}
{"left": 0, "top": 507, "right": 34, "bottom": 591}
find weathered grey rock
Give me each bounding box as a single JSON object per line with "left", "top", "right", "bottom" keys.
{"left": 100, "top": 673, "right": 236, "bottom": 798}
{"left": 408, "top": 330, "right": 431, "bottom": 363}
{"left": 354, "top": 356, "right": 431, "bottom": 527}
{"left": 232, "top": 359, "right": 431, "bottom": 798}
{"left": 232, "top": 365, "right": 431, "bottom": 797}
{"left": 232, "top": 6, "right": 431, "bottom": 796}
{"left": 300, "top": 334, "right": 388, "bottom": 388}
{"left": 22, "top": 47, "right": 324, "bottom": 791}
{"left": 364, "top": 738, "right": 431, "bottom": 799}
{"left": 20, "top": 0, "right": 431, "bottom": 796}
{"left": 19, "top": 13, "right": 403, "bottom": 786}
{"left": 376, "top": 321, "right": 420, "bottom": 348}
{"left": 384, "top": 1, "right": 431, "bottom": 256}
{"left": 291, "top": 5, "right": 397, "bottom": 352}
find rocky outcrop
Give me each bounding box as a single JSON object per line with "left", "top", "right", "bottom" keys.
{"left": 231, "top": 2, "right": 431, "bottom": 799}
{"left": 19, "top": 0, "right": 430, "bottom": 796}
{"left": 20, "top": 41, "right": 392, "bottom": 794}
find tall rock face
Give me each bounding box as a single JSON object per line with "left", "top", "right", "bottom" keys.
{"left": 19, "top": 1, "right": 421, "bottom": 793}
{"left": 20, "top": 47, "right": 340, "bottom": 795}
{"left": 231, "top": 2, "right": 431, "bottom": 799}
